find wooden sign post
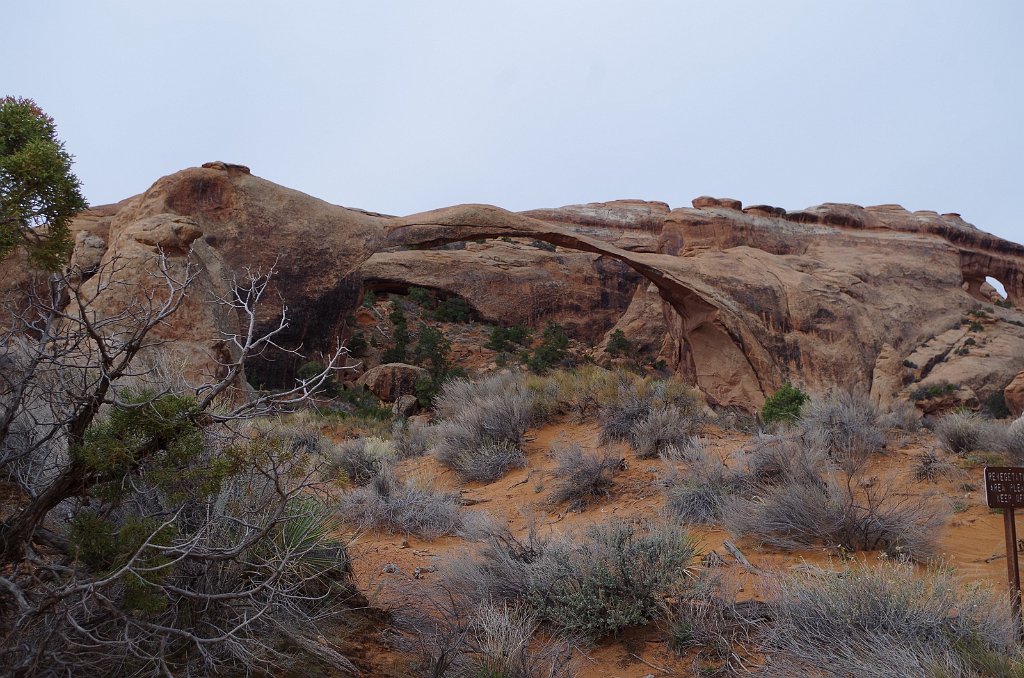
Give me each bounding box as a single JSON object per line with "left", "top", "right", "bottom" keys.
{"left": 985, "top": 466, "right": 1024, "bottom": 640}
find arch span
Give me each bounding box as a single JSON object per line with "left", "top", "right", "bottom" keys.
{"left": 383, "top": 204, "right": 778, "bottom": 406}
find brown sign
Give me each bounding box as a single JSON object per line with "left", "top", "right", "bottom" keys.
{"left": 986, "top": 466, "right": 1024, "bottom": 508}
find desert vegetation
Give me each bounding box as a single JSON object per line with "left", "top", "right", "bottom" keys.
{"left": 4, "top": 47, "right": 1024, "bottom": 677}
{"left": 4, "top": 277, "right": 1017, "bottom": 676}
{"left": 0, "top": 256, "right": 363, "bottom": 675}
{"left": 1, "top": 115, "right": 1019, "bottom": 673}
{"left": 441, "top": 519, "right": 699, "bottom": 640}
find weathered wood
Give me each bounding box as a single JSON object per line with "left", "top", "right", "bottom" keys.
{"left": 722, "top": 539, "right": 759, "bottom": 573}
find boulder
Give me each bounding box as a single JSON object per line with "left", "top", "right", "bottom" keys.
{"left": 1006, "top": 372, "right": 1024, "bottom": 417}
{"left": 357, "top": 363, "right": 428, "bottom": 402}
{"left": 393, "top": 394, "right": 419, "bottom": 417}
{"left": 691, "top": 196, "right": 742, "bottom": 210}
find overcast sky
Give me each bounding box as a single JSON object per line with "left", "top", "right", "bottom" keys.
{"left": 6, "top": 1, "right": 1023, "bottom": 245}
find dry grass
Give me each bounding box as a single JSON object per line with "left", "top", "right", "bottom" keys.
{"left": 599, "top": 375, "right": 705, "bottom": 447}
{"left": 547, "top": 443, "right": 620, "bottom": 511}
{"left": 878, "top": 400, "right": 923, "bottom": 432}
{"left": 760, "top": 562, "right": 1023, "bottom": 677}
{"left": 723, "top": 477, "right": 947, "bottom": 560}
{"left": 799, "top": 390, "right": 886, "bottom": 474}
{"left": 1005, "top": 416, "right": 1024, "bottom": 462}
{"left": 524, "top": 364, "right": 622, "bottom": 421}
{"left": 913, "top": 449, "right": 959, "bottom": 482}
{"left": 664, "top": 449, "right": 745, "bottom": 525}
{"left": 631, "top": 404, "right": 704, "bottom": 458}
{"left": 442, "top": 519, "right": 698, "bottom": 640}
{"left": 328, "top": 436, "right": 394, "bottom": 484}
{"left": 339, "top": 467, "right": 464, "bottom": 538}
{"left": 450, "top": 439, "right": 527, "bottom": 483}
{"left": 433, "top": 373, "right": 535, "bottom": 482}
{"left": 934, "top": 410, "right": 1002, "bottom": 456}
{"left": 390, "top": 418, "right": 434, "bottom": 458}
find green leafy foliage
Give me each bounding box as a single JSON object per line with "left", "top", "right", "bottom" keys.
{"left": 0, "top": 97, "right": 87, "bottom": 270}
{"left": 984, "top": 390, "right": 1010, "bottom": 419}
{"left": 412, "top": 324, "right": 450, "bottom": 378}
{"left": 334, "top": 384, "right": 392, "bottom": 420}
{"left": 485, "top": 324, "right": 532, "bottom": 353}
{"left": 69, "top": 513, "right": 177, "bottom": 613}
{"left": 407, "top": 286, "right": 436, "bottom": 308}
{"left": 761, "top": 382, "right": 809, "bottom": 426}
{"left": 75, "top": 392, "right": 215, "bottom": 502}
{"left": 380, "top": 304, "right": 409, "bottom": 363}
{"left": 409, "top": 323, "right": 467, "bottom": 406}
{"left": 910, "top": 381, "right": 958, "bottom": 401}
{"left": 432, "top": 296, "right": 471, "bottom": 322}
{"left": 346, "top": 331, "right": 367, "bottom": 357}
{"left": 605, "top": 329, "right": 632, "bottom": 357}
{"left": 528, "top": 323, "right": 569, "bottom": 373}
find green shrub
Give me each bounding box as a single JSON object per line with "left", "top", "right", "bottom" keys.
{"left": 412, "top": 324, "right": 450, "bottom": 376}
{"left": 910, "top": 381, "right": 958, "bottom": 401}
{"left": 346, "top": 331, "right": 367, "bottom": 357}
{"left": 380, "top": 304, "right": 409, "bottom": 363}
{"left": 985, "top": 390, "right": 1010, "bottom": 419}
{"left": 433, "top": 296, "right": 471, "bottom": 322}
{"left": 296, "top": 360, "right": 341, "bottom": 397}
{"left": 528, "top": 323, "right": 570, "bottom": 373}
{"left": 527, "top": 521, "right": 697, "bottom": 639}
{"left": 407, "top": 286, "right": 435, "bottom": 308}
{"left": 410, "top": 323, "right": 466, "bottom": 407}
{"left": 902, "top": 359, "right": 918, "bottom": 369}
{"left": 605, "top": 329, "right": 632, "bottom": 357}
{"left": 485, "top": 324, "right": 532, "bottom": 353}
{"left": 334, "top": 385, "right": 391, "bottom": 420}
{"left": 761, "top": 382, "right": 809, "bottom": 426}
{"left": 969, "top": 321, "right": 985, "bottom": 332}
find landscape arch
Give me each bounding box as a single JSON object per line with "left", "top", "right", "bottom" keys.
{"left": 380, "top": 203, "right": 778, "bottom": 406}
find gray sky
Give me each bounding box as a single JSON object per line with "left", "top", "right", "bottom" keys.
{"left": 7, "top": 1, "right": 1024, "bottom": 245}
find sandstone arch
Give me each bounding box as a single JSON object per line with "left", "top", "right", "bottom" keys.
{"left": 10, "top": 164, "right": 1023, "bottom": 412}
{"left": 383, "top": 204, "right": 779, "bottom": 405}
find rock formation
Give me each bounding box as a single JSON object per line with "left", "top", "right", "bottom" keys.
{"left": 4, "top": 162, "right": 1023, "bottom": 411}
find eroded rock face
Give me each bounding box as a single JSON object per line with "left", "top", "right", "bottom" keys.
{"left": 1005, "top": 372, "right": 1024, "bottom": 417}
{"left": 6, "top": 164, "right": 1023, "bottom": 412}
{"left": 358, "top": 241, "right": 640, "bottom": 343}
{"left": 598, "top": 283, "right": 671, "bottom": 359}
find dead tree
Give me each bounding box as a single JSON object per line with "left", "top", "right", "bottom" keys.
{"left": 0, "top": 252, "right": 359, "bottom": 676}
